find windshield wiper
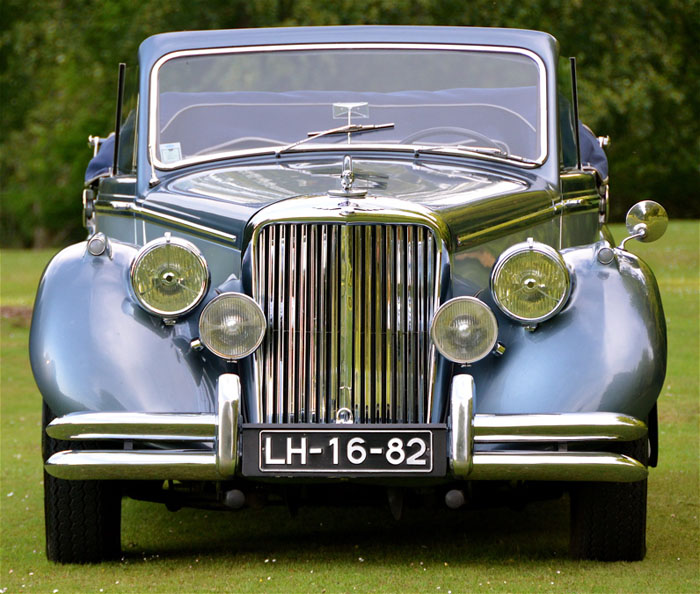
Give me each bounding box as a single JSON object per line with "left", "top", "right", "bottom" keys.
{"left": 276, "top": 122, "right": 395, "bottom": 156}
{"left": 417, "top": 144, "right": 537, "bottom": 165}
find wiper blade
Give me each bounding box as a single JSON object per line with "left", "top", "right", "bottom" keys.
{"left": 276, "top": 122, "right": 395, "bottom": 155}
{"left": 417, "top": 144, "right": 537, "bottom": 164}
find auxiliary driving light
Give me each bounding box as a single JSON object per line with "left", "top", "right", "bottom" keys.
{"left": 198, "top": 293, "right": 266, "bottom": 360}
{"left": 430, "top": 297, "right": 499, "bottom": 364}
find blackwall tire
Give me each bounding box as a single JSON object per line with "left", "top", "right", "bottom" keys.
{"left": 42, "top": 403, "right": 122, "bottom": 563}
{"left": 569, "top": 437, "right": 648, "bottom": 561}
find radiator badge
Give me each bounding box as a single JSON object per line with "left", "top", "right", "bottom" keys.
{"left": 336, "top": 407, "right": 354, "bottom": 424}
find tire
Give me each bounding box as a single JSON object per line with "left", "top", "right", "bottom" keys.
{"left": 569, "top": 437, "right": 648, "bottom": 561}
{"left": 42, "top": 402, "right": 122, "bottom": 563}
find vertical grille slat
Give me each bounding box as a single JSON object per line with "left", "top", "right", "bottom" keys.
{"left": 329, "top": 226, "right": 340, "bottom": 419}
{"left": 253, "top": 222, "right": 439, "bottom": 425}
{"left": 287, "top": 225, "right": 296, "bottom": 422}
{"left": 374, "top": 226, "right": 384, "bottom": 423}
{"left": 386, "top": 226, "right": 395, "bottom": 422}
{"left": 416, "top": 227, "right": 428, "bottom": 419}
{"left": 363, "top": 225, "right": 373, "bottom": 424}
{"left": 277, "top": 226, "right": 286, "bottom": 423}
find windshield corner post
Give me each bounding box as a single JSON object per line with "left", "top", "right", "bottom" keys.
{"left": 112, "top": 63, "right": 126, "bottom": 176}
{"left": 147, "top": 145, "right": 160, "bottom": 187}
{"left": 569, "top": 57, "right": 582, "bottom": 171}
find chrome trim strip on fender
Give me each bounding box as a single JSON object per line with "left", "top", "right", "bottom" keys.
{"left": 455, "top": 197, "right": 598, "bottom": 249}
{"left": 95, "top": 201, "right": 238, "bottom": 245}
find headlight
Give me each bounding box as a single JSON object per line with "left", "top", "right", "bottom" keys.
{"left": 430, "top": 297, "right": 498, "bottom": 364}
{"left": 490, "top": 239, "right": 571, "bottom": 324}
{"left": 199, "top": 293, "right": 266, "bottom": 360}
{"left": 130, "top": 234, "right": 209, "bottom": 318}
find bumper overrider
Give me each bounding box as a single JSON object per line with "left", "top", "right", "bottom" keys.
{"left": 44, "top": 374, "right": 648, "bottom": 483}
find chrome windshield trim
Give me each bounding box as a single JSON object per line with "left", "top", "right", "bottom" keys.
{"left": 148, "top": 43, "right": 548, "bottom": 171}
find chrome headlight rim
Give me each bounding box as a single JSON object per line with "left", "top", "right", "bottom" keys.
{"left": 490, "top": 239, "right": 571, "bottom": 324}
{"left": 130, "top": 234, "right": 209, "bottom": 318}
{"left": 430, "top": 296, "right": 499, "bottom": 364}
{"left": 198, "top": 292, "right": 266, "bottom": 360}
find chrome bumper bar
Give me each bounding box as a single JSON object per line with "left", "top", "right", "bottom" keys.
{"left": 450, "top": 374, "right": 648, "bottom": 483}
{"left": 45, "top": 373, "right": 648, "bottom": 483}
{"left": 45, "top": 374, "right": 241, "bottom": 481}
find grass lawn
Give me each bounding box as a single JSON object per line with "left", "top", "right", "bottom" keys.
{"left": 1, "top": 223, "right": 698, "bottom": 593}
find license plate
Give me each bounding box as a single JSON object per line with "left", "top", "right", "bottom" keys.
{"left": 241, "top": 426, "right": 446, "bottom": 476}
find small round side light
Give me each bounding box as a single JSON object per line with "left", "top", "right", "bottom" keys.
{"left": 87, "top": 233, "right": 108, "bottom": 256}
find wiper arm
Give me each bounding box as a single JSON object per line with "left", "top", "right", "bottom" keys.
{"left": 417, "top": 144, "right": 537, "bottom": 164}
{"left": 276, "top": 122, "right": 395, "bottom": 155}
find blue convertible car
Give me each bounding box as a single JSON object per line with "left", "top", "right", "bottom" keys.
{"left": 30, "top": 26, "right": 667, "bottom": 563}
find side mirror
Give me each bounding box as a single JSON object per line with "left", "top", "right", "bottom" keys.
{"left": 618, "top": 201, "right": 668, "bottom": 250}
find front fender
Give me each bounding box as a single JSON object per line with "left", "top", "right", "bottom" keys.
{"left": 29, "top": 241, "right": 222, "bottom": 415}
{"left": 471, "top": 244, "right": 666, "bottom": 418}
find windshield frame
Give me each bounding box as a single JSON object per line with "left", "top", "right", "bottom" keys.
{"left": 148, "top": 43, "right": 548, "bottom": 171}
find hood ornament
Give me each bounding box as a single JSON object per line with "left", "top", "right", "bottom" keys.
{"left": 328, "top": 155, "right": 367, "bottom": 199}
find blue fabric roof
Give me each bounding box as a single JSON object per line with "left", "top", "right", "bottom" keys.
{"left": 138, "top": 26, "right": 557, "bottom": 72}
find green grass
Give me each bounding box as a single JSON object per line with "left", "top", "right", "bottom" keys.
{"left": 1, "top": 223, "right": 698, "bottom": 593}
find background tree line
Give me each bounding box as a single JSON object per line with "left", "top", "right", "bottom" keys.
{"left": 1, "top": 0, "right": 698, "bottom": 247}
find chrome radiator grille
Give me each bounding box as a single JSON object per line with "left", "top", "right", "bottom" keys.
{"left": 252, "top": 223, "right": 440, "bottom": 424}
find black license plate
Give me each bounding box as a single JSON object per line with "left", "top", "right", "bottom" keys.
{"left": 241, "top": 425, "right": 446, "bottom": 476}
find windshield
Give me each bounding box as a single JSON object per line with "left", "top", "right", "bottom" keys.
{"left": 151, "top": 44, "right": 546, "bottom": 168}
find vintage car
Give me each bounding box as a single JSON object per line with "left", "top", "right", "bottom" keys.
{"left": 30, "top": 26, "right": 668, "bottom": 563}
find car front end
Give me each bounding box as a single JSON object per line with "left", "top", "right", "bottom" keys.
{"left": 30, "top": 26, "right": 667, "bottom": 563}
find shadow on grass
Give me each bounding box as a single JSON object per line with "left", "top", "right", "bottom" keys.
{"left": 120, "top": 495, "right": 570, "bottom": 564}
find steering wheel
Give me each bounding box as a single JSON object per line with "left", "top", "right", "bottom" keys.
{"left": 401, "top": 126, "right": 503, "bottom": 150}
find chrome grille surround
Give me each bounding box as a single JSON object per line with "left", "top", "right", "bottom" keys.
{"left": 247, "top": 196, "right": 449, "bottom": 424}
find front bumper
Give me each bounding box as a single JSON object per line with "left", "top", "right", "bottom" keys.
{"left": 45, "top": 373, "right": 648, "bottom": 483}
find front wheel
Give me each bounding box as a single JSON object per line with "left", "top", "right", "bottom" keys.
{"left": 42, "top": 403, "right": 122, "bottom": 563}
{"left": 569, "top": 437, "right": 648, "bottom": 561}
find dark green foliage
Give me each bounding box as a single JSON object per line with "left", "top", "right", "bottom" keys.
{"left": 2, "top": 0, "right": 698, "bottom": 246}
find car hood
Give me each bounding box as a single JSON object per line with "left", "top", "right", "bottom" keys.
{"left": 145, "top": 156, "right": 557, "bottom": 248}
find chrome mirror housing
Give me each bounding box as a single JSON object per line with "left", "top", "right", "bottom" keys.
{"left": 618, "top": 200, "right": 668, "bottom": 249}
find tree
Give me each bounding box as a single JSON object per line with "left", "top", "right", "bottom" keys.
{"left": 2, "top": 0, "right": 698, "bottom": 247}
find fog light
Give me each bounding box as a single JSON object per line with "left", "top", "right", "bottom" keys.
{"left": 198, "top": 293, "right": 266, "bottom": 360}
{"left": 430, "top": 297, "right": 498, "bottom": 364}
